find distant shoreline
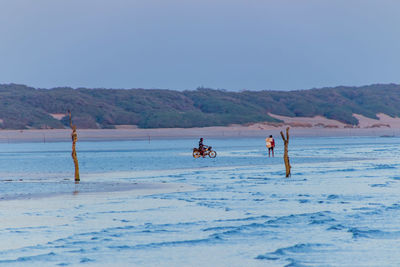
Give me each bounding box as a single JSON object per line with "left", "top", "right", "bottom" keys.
{"left": 2, "top": 112, "right": 400, "bottom": 143}
{"left": 0, "top": 126, "right": 398, "bottom": 143}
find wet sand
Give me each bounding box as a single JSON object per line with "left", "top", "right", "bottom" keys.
{"left": 0, "top": 181, "right": 196, "bottom": 201}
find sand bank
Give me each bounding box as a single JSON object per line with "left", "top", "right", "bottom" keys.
{"left": 0, "top": 113, "right": 399, "bottom": 142}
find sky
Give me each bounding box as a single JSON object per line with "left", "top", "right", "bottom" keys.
{"left": 1, "top": 0, "right": 400, "bottom": 91}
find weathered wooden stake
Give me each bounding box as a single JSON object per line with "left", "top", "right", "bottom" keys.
{"left": 280, "top": 127, "right": 291, "bottom": 178}
{"left": 69, "top": 110, "right": 80, "bottom": 182}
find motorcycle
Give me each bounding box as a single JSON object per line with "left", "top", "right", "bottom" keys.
{"left": 192, "top": 146, "right": 217, "bottom": 158}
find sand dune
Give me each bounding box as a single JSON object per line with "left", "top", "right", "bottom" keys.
{"left": 353, "top": 113, "right": 400, "bottom": 128}
{"left": 266, "top": 113, "right": 400, "bottom": 129}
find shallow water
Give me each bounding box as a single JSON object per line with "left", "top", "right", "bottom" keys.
{"left": 1, "top": 136, "right": 400, "bottom": 266}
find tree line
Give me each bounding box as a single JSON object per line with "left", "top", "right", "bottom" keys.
{"left": 0, "top": 83, "right": 399, "bottom": 129}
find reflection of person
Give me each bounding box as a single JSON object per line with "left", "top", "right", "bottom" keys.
{"left": 266, "top": 135, "right": 275, "bottom": 157}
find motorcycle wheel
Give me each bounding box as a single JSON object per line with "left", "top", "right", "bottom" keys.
{"left": 193, "top": 151, "right": 201, "bottom": 158}
{"left": 208, "top": 151, "right": 217, "bottom": 158}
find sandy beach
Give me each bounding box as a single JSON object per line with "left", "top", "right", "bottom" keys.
{"left": 1, "top": 113, "right": 399, "bottom": 142}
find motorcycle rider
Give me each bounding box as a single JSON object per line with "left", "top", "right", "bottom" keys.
{"left": 199, "top": 138, "right": 207, "bottom": 156}
{"left": 193, "top": 137, "right": 216, "bottom": 158}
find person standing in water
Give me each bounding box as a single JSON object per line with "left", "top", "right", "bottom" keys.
{"left": 266, "top": 135, "right": 275, "bottom": 157}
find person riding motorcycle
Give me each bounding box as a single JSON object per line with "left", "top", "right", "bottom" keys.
{"left": 193, "top": 137, "right": 216, "bottom": 158}
{"left": 199, "top": 138, "right": 207, "bottom": 156}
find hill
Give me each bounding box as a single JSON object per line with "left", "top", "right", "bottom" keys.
{"left": 0, "top": 83, "right": 399, "bottom": 129}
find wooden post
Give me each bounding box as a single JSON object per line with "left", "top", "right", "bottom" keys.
{"left": 280, "top": 127, "right": 291, "bottom": 178}
{"left": 69, "top": 110, "right": 80, "bottom": 182}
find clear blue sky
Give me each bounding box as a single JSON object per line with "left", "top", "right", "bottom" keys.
{"left": 1, "top": 0, "right": 400, "bottom": 91}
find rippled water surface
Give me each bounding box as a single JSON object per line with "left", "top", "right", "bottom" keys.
{"left": 1, "top": 136, "right": 400, "bottom": 266}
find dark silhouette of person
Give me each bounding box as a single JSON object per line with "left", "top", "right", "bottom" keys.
{"left": 199, "top": 138, "right": 206, "bottom": 156}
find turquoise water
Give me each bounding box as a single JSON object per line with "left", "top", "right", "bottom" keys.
{"left": 1, "top": 136, "right": 400, "bottom": 266}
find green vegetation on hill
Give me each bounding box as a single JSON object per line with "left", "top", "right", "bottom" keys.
{"left": 0, "top": 83, "right": 399, "bottom": 129}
